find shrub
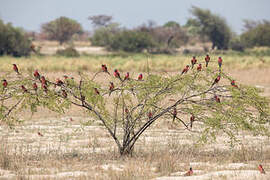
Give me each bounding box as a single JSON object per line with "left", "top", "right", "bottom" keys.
{"left": 56, "top": 47, "right": 80, "bottom": 57}
{"left": 241, "top": 20, "right": 270, "bottom": 48}
{"left": 107, "top": 30, "right": 155, "bottom": 52}
{"left": 229, "top": 38, "right": 245, "bottom": 52}
{"left": 0, "top": 20, "right": 32, "bottom": 57}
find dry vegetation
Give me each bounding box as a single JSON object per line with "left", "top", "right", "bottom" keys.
{"left": 1, "top": 50, "right": 270, "bottom": 179}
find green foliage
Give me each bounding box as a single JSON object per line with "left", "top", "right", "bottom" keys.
{"left": 229, "top": 38, "right": 245, "bottom": 52}
{"left": 241, "top": 20, "right": 270, "bottom": 48}
{"left": 190, "top": 6, "right": 232, "bottom": 50}
{"left": 1, "top": 58, "right": 270, "bottom": 155}
{"left": 163, "top": 21, "right": 180, "bottom": 28}
{"left": 0, "top": 19, "right": 32, "bottom": 57}
{"left": 56, "top": 47, "right": 80, "bottom": 57}
{"left": 107, "top": 30, "right": 155, "bottom": 52}
{"left": 41, "top": 16, "right": 83, "bottom": 44}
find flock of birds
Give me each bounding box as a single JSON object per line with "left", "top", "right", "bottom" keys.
{"left": 1, "top": 56, "right": 267, "bottom": 176}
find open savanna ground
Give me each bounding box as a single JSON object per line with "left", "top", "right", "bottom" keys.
{"left": 0, "top": 54, "right": 270, "bottom": 179}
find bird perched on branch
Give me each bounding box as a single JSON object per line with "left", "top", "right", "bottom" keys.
{"left": 218, "top": 57, "right": 223, "bottom": 69}
{"left": 212, "top": 75, "right": 221, "bottom": 87}
{"left": 109, "top": 82, "right": 114, "bottom": 95}
{"left": 138, "top": 73, "right": 143, "bottom": 81}
{"left": 114, "top": 69, "right": 122, "bottom": 81}
{"left": 181, "top": 65, "right": 189, "bottom": 75}
{"left": 40, "top": 76, "right": 47, "bottom": 86}
{"left": 197, "top": 64, "right": 202, "bottom": 71}
{"left": 62, "top": 90, "right": 67, "bottom": 98}
{"left": 258, "top": 164, "right": 266, "bottom": 174}
{"left": 205, "top": 54, "right": 210, "bottom": 67}
{"left": 21, "top": 85, "right": 28, "bottom": 93}
{"left": 32, "top": 83, "right": 38, "bottom": 91}
{"left": 2, "top": 79, "right": 8, "bottom": 88}
{"left": 231, "top": 80, "right": 238, "bottom": 88}
{"left": 124, "top": 72, "right": 130, "bottom": 81}
{"left": 94, "top": 88, "right": 100, "bottom": 95}
{"left": 33, "top": 70, "right": 40, "bottom": 80}
{"left": 148, "top": 111, "right": 153, "bottom": 119}
{"left": 184, "top": 167, "right": 193, "bottom": 176}
{"left": 101, "top": 64, "right": 110, "bottom": 74}
{"left": 13, "top": 64, "right": 20, "bottom": 74}
{"left": 38, "top": 132, "right": 43, "bottom": 137}
{"left": 214, "top": 95, "right": 221, "bottom": 103}
{"left": 191, "top": 56, "right": 197, "bottom": 69}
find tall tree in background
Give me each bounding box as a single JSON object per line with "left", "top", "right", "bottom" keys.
{"left": 41, "top": 17, "right": 83, "bottom": 45}
{"left": 189, "top": 6, "right": 232, "bottom": 50}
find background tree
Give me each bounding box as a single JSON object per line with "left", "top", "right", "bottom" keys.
{"left": 0, "top": 19, "right": 32, "bottom": 57}
{"left": 41, "top": 16, "right": 83, "bottom": 45}
{"left": 88, "top": 15, "right": 113, "bottom": 28}
{"left": 1, "top": 59, "right": 269, "bottom": 155}
{"left": 241, "top": 20, "right": 270, "bottom": 48}
{"left": 189, "top": 6, "right": 232, "bottom": 50}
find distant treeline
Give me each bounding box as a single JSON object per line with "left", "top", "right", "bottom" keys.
{"left": 1, "top": 6, "right": 270, "bottom": 56}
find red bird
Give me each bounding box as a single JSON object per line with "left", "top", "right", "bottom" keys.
{"left": 42, "top": 83, "right": 48, "bottom": 93}
{"left": 63, "top": 75, "right": 68, "bottom": 80}
{"left": 205, "top": 54, "right": 210, "bottom": 67}
{"left": 70, "top": 118, "right": 73, "bottom": 122}
{"left": 148, "top": 111, "right": 153, "bottom": 119}
{"left": 258, "top": 164, "right": 266, "bottom": 174}
{"left": 21, "top": 85, "right": 28, "bottom": 93}
{"left": 218, "top": 57, "right": 223, "bottom": 69}
{"left": 38, "top": 132, "right": 43, "bottom": 137}
{"left": 13, "top": 64, "right": 19, "bottom": 74}
{"left": 33, "top": 70, "right": 40, "bottom": 80}
{"left": 109, "top": 82, "right": 114, "bottom": 91}
{"left": 231, "top": 80, "right": 238, "bottom": 88}
{"left": 181, "top": 65, "right": 189, "bottom": 75}
{"left": 184, "top": 167, "right": 193, "bottom": 176}
{"left": 190, "top": 115, "right": 195, "bottom": 128}
{"left": 124, "top": 72, "right": 130, "bottom": 81}
{"left": 191, "top": 56, "right": 197, "bottom": 69}
{"left": 2, "top": 79, "right": 8, "bottom": 88}
{"left": 212, "top": 75, "right": 221, "bottom": 86}
{"left": 32, "top": 83, "right": 38, "bottom": 91}
{"left": 214, "top": 95, "right": 221, "bottom": 103}
{"left": 125, "top": 108, "right": 129, "bottom": 114}
{"left": 56, "top": 79, "right": 64, "bottom": 86}
{"left": 40, "top": 76, "right": 47, "bottom": 85}
{"left": 101, "top": 64, "right": 108, "bottom": 73}
{"left": 138, "top": 73, "right": 143, "bottom": 81}
{"left": 94, "top": 88, "right": 100, "bottom": 95}
{"left": 197, "top": 64, "right": 202, "bottom": 71}
{"left": 172, "top": 107, "right": 177, "bottom": 122}
{"left": 114, "top": 69, "right": 121, "bottom": 80}
{"left": 62, "top": 90, "right": 67, "bottom": 98}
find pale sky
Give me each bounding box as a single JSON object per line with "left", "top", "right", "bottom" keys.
{"left": 0, "top": 0, "right": 270, "bottom": 34}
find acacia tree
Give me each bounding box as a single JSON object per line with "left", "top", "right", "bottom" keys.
{"left": 1, "top": 58, "right": 270, "bottom": 155}
{"left": 189, "top": 6, "right": 232, "bottom": 50}
{"left": 41, "top": 16, "right": 83, "bottom": 44}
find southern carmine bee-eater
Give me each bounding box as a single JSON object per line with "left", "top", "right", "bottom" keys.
{"left": 114, "top": 69, "right": 122, "bottom": 81}
{"left": 56, "top": 79, "right": 64, "bottom": 86}
{"left": 101, "top": 64, "right": 108, "bottom": 72}
{"left": 218, "top": 57, "right": 222, "bottom": 69}
{"left": 21, "top": 85, "right": 28, "bottom": 93}
{"left": 138, "top": 73, "right": 143, "bottom": 81}
{"left": 94, "top": 88, "right": 100, "bottom": 95}
{"left": 124, "top": 72, "right": 130, "bottom": 81}
{"left": 13, "top": 64, "right": 19, "bottom": 74}
{"left": 109, "top": 82, "right": 114, "bottom": 95}
{"left": 2, "top": 79, "right": 8, "bottom": 88}
{"left": 33, "top": 70, "right": 40, "bottom": 80}
{"left": 231, "top": 80, "right": 238, "bottom": 88}
{"left": 42, "top": 83, "right": 48, "bottom": 93}
{"left": 181, "top": 65, "right": 190, "bottom": 75}
{"left": 191, "top": 56, "right": 197, "bottom": 69}
{"left": 214, "top": 95, "right": 221, "bottom": 103}
{"left": 62, "top": 90, "right": 67, "bottom": 98}
{"left": 205, "top": 54, "right": 210, "bottom": 67}
{"left": 197, "top": 64, "right": 202, "bottom": 71}
{"left": 40, "top": 76, "right": 47, "bottom": 86}
{"left": 148, "top": 111, "right": 153, "bottom": 119}
{"left": 184, "top": 167, "right": 193, "bottom": 176}
{"left": 212, "top": 75, "right": 221, "bottom": 86}
{"left": 258, "top": 164, "right": 266, "bottom": 174}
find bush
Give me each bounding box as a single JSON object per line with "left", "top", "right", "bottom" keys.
{"left": 107, "top": 30, "right": 155, "bottom": 52}
{"left": 56, "top": 47, "right": 80, "bottom": 57}
{"left": 229, "top": 38, "right": 245, "bottom": 52}
{"left": 0, "top": 20, "right": 32, "bottom": 57}
{"left": 241, "top": 20, "right": 270, "bottom": 48}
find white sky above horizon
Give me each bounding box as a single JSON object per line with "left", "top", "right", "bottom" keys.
{"left": 0, "top": 0, "right": 270, "bottom": 34}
